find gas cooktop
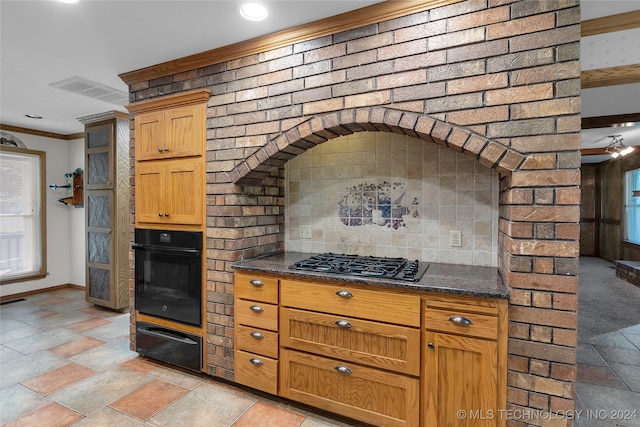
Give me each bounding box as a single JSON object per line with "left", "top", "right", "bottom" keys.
{"left": 289, "top": 253, "right": 429, "bottom": 282}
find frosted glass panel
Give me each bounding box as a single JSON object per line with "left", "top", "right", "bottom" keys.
{"left": 88, "top": 231, "right": 110, "bottom": 264}
{"left": 88, "top": 152, "right": 110, "bottom": 185}
{"left": 88, "top": 195, "right": 110, "bottom": 228}
{"left": 88, "top": 128, "right": 109, "bottom": 148}
{"left": 88, "top": 267, "right": 110, "bottom": 300}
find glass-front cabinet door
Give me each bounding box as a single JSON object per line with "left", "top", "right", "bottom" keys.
{"left": 86, "top": 123, "right": 114, "bottom": 189}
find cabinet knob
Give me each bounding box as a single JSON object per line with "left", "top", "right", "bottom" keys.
{"left": 250, "top": 279, "right": 264, "bottom": 287}
{"left": 335, "top": 320, "right": 352, "bottom": 329}
{"left": 449, "top": 315, "right": 472, "bottom": 325}
{"left": 249, "top": 358, "right": 263, "bottom": 366}
{"left": 250, "top": 331, "right": 264, "bottom": 339}
{"left": 335, "top": 365, "right": 352, "bottom": 374}
{"left": 335, "top": 290, "right": 353, "bottom": 298}
{"left": 164, "top": 147, "right": 169, "bottom": 152}
{"left": 249, "top": 305, "right": 264, "bottom": 313}
{"left": 164, "top": 213, "right": 170, "bottom": 217}
{"left": 428, "top": 342, "right": 435, "bottom": 349}
{"left": 157, "top": 147, "right": 163, "bottom": 152}
{"left": 158, "top": 213, "right": 163, "bottom": 217}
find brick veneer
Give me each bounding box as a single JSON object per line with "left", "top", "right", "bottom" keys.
{"left": 127, "top": 1, "right": 581, "bottom": 424}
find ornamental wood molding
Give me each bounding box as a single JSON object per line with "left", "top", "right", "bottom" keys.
{"left": 119, "top": 0, "right": 462, "bottom": 86}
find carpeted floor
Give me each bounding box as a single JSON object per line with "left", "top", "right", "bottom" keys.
{"left": 578, "top": 256, "right": 640, "bottom": 341}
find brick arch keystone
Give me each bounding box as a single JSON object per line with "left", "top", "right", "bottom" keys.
{"left": 231, "top": 107, "right": 525, "bottom": 185}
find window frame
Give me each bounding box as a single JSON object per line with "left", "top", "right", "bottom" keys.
{"left": 623, "top": 167, "right": 640, "bottom": 246}
{"left": 0, "top": 146, "right": 47, "bottom": 284}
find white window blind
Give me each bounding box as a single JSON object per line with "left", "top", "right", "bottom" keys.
{"left": 624, "top": 168, "right": 640, "bottom": 245}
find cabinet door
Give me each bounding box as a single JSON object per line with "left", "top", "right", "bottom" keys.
{"left": 165, "top": 105, "right": 204, "bottom": 159}
{"left": 423, "top": 332, "right": 499, "bottom": 427}
{"left": 135, "top": 111, "right": 165, "bottom": 161}
{"left": 135, "top": 162, "right": 166, "bottom": 223}
{"left": 86, "top": 123, "right": 114, "bottom": 190}
{"left": 164, "top": 158, "right": 203, "bottom": 225}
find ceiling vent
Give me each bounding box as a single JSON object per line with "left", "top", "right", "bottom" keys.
{"left": 49, "top": 76, "right": 128, "bottom": 106}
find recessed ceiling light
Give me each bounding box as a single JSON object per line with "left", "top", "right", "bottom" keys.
{"left": 57, "top": 0, "right": 79, "bottom": 4}
{"left": 238, "top": 3, "right": 268, "bottom": 21}
{"left": 25, "top": 114, "right": 43, "bottom": 119}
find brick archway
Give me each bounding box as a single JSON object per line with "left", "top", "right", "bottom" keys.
{"left": 229, "top": 106, "right": 526, "bottom": 185}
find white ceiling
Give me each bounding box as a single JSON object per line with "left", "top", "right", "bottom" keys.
{"left": 1, "top": 0, "right": 638, "bottom": 162}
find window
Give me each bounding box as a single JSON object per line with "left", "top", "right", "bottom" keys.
{"left": 624, "top": 168, "right": 640, "bottom": 245}
{"left": 0, "top": 146, "right": 46, "bottom": 283}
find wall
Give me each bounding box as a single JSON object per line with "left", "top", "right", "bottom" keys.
{"left": 285, "top": 131, "right": 499, "bottom": 266}
{"left": 126, "top": 0, "right": 582, "bottom": 423}
{"left": 0, "top": 132, "right": 85, "bottom": 297}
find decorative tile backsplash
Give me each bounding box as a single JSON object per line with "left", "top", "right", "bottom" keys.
{"left": 284, "top": 132, "right": 498, "bottom": 267}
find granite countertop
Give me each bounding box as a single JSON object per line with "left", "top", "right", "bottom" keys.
{"left": 233, "top": 251, "right": 509, "bottom": 299}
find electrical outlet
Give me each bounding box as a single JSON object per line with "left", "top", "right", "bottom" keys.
{"left": 450, "top": 230, "right": 462, "bottom": 247}
{"left": 299, "top": 225, "right": 312, "bottom": 239}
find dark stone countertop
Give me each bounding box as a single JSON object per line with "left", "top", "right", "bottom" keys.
{"left": 233, "top": 251, "right": 509, "bottom": 300}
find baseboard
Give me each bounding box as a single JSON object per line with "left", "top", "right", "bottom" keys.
{"left": 0, "top": 283, "right": 84, "bottom": 303}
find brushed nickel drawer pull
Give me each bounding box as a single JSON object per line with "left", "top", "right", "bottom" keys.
{"left": 335, "top": 320, "right": 352, "bottom": 329}
{"left": 449, "top": 315, "right": 472, "bottom": 325}
{"left": 250, "top": 279, "right": 264, "bottom": 287}
{"left": 335, "top": 365, "right": 352, "bottom": 374}
{"left": 250, "top": 331, "right": 264, "bottom": 339}
{"left": 249, "top": 358, "right": 263, "bottom": 366}
{"left": 335, "top": 290, "right": 353, "bottom": 298}
{"left": 249, "top": 305, "right": 264, "bottom": 313}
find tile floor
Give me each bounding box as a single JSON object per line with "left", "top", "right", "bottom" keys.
{"left": 0, "top": 288, "right": 361, "bottom": 427}
{"left": 1, "top": 277, "right": 639, "bottom": 426}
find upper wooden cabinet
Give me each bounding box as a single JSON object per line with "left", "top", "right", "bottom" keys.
{"left": 135, "top": 104, "right": 205, "bottom": 161}
{"left": 127, "top": 89, "right": 210, "bottom": 162}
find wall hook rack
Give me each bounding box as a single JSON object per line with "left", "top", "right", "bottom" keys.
{"left": 50, "top": 168, "right": 83, "bottom": 207}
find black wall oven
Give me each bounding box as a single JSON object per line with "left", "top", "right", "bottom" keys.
{"left": 133, "top": 228, "right": 202, "bottom": 326}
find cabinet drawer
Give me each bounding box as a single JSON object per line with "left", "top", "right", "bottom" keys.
{"left": 281, "top": 308, "right": 420, "bottom": 376}
{"left": 280, "top": 280, "right": 421, "bottom": 327}
{"left": 425, "top": 308, "right": 497, "bottom": 340}
{"left": 236, "top": 300, "right": 278, "bottom": 331}
{"left": 235, "top": 350, "right": 278, "bottom": 395}
{"left": 236, "top": 325, "right": 278, "bottom": 359}
{"left": 281, "top": 349, "right": 419, "bottom": 427}
{"left": 235, "top": 272, "right": 278, "bottom": 304}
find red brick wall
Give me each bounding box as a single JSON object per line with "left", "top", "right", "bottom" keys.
{"left": 128, "top": 0, "right": 581, "bottom": 424}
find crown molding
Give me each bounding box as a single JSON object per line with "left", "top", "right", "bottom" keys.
{"left": 0, "top": 124, "right": 83, "bottom": 140}
{"left": 119, "top": 0, "right": 462, "bottom": 86}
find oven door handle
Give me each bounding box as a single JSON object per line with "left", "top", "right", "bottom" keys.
{"left": 137, "top": 327, "right": 199, "bottom": 345}
{"left": 132, "top": 244, "right": 200, "bottom": 256}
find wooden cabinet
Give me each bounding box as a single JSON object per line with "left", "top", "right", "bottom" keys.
{"left": 127, "top": 89, "right": 210, "bottom": 229}
{"left": 280, "top": 279, "right": 421, "bottom": 427}
{"left": 234, "top": 272, "right": 280, "bottom": 394}
{"left": 234, "top": 270, "right": 507, "bottom": 427}
{"left": 78, "top": 111, "right": 130, "bottom": 311}
{"left": 423, "top": 295, "right": 507, "bottom": 427}
{"left": 135, "top": 158, "right": 204, "bottom": 225}
{"left": 135, "top": 104, "right": 205, "bottom": 161}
